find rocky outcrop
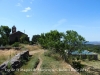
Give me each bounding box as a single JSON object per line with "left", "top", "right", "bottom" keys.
{"left": 0, "top": 50, "right": 30, "bottom": 75}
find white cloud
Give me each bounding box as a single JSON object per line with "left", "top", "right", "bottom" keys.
{"left": 21, "top": 7, "right": 31, "bottom": 12}
{"left": 26, "top": 15, "right": 32, "bottom": 17}
{"left": 16, "top": 3, "right": 21, "bottom": 7}
{"left": 53, "top": 19, "right": 67, "bottom": 28}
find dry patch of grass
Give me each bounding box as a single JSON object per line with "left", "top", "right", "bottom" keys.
{"left": 40, "top": 51, "right": 80, "bottom": 75}
{"left": 14, "top": 53, "right": 39, "bottom": 75}
{"left": 0, "top": 49, "right": 20, "bottom": 64}
{"left": 21, "top": 44, "right": 42, "bottom": 51}
{"left": 81, "top": 54, "right": 100, "bottom": 69}
{"left": 80, "top": 54, "right": 100, "bottom": 75}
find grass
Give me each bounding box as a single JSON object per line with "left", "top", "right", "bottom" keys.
{"left": 81, "top": 54, "right": 100, "bottom": 69}
{"left": 14, "top": 50, "right": 79, "bottom": 75}
{"left": 14, "top": 53, "right": 39, "bottom": 75}
{"left": 0, "top": 49, "right": 20, "bottom": 64}
{"left": 40, "top": 51, "right": 79, "bottom": 75}
{"left": 80, "top": 54, "right": 100, "bottom": 75}
{"left": 20, "top": 44, "right": 42, "bottom": 51}
{"left": 0, "top": 45, "right": 80, "bottom": 75}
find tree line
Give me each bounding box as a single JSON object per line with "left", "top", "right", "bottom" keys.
{"left": 32, "top": 30, "right": 86, "bottom": 59}
{"left": 0, "top": 25, "right": 29, "bottom": 46}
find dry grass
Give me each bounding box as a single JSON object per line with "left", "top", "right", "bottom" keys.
{"left": 21, "top": 44, "right": 42, "bottom": 51}
{"left": 81, "top": 54, "right": 100, "bottom": 69}
{"left": 0, "top": 49, "right": 20, "bottom": 64}
{"left": 40, "top": 51, "right": 80, "bottom": 75}
{"left": 80, "top": 54, "right": 100, "bottom": 75}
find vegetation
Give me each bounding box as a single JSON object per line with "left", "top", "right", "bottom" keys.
{"left": 38, "top": 30, "right": 86, "bottom": 63}
{"left": 32, "top": 35, "right": 40, "bottom": 44}
{"left": 20, "top": 34, "right": 29, "bottom": 44}
{"left": 0, "top": 49, "right": 20, "bottom": 64}
{"left": 64, "top": 30, "right": 86, "bottom": 54}
{"left": 12, "top": 42, "right": 20, "bottom": 47}
{"left": 0, "top": 25, "right": 100, "bottom": 75}
{"left": 83, "top": 44, "right": 100, "bottom": 53}
{"left": 40, "top": 51, "right": 79, "bottom": 75}
{"left": 0, "top": 25, "right": 11, "bottom": 46}
{"left": 0, "top": 25, "right": 30, "bottom": 46}
{"left": 14, "top": 53, "right": 39, "bottom": 75}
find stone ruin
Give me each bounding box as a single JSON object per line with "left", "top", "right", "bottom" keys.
{"left": 0, "top": 50, "right": 30, "bottom": 75}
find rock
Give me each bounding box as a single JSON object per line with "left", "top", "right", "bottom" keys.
{"left": 0, "top": 50, "right": 30, "bottom": 75}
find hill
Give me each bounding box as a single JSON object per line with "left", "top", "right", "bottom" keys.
{"left": 86, "top": 41, "right": 100, "bottom": 45}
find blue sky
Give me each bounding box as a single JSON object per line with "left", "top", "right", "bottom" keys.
{"left": 0, "top": 0, "right": 100, "bottom": 41}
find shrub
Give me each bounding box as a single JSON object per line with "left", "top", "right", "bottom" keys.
{"left": 44, "top": 51, "right": 52, "bottom": 57}
{"left": 23, "top": 41, "right": 29, "bottom": 44}
{"left": 52, "top": 53, "right": 62, "bottom": 61}
{"left": 44, "top": 51, "right": 62, "bottom": 61}
{"left": 72, "top": 60, "right": 84, "bottom": 72}
{"left": 12, "top": 42, "right": 20, "bottom": 47}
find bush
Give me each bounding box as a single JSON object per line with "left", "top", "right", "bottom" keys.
{"left": 12, "top": 42, "right": 20, "bottom": 47}
{"left": 23, "top": 41, "right": 29, "bottom": 44}
{"left": 52, "top": 53, "right": 62, "bottom": 61}
{"left": 44, "top": 51, "right": 62, "bottom": 61}
{"left": 72, "top": 60, "right": 84, "bottom": 72}
{"left": 44, "top": 51, "right": 52, "bottom": 57}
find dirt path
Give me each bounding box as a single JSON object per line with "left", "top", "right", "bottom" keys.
{"left": 36, "top": 55, "right": 42, "bottom": 70}
{"left": 30, "top": 49, "right": 80, "bottom": 75}
{"left": 29, "top": 49, "right": 44, "bottom": 55}
{"left": 29, "top": 49, "right": 44, "bottom": 75}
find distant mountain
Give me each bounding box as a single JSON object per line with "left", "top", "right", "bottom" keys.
{"left": 86, "top": 41, "right": 100, "bottom": 45}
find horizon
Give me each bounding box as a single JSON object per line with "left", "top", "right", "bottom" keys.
{"left": 0, "top": 0, "right": 100, "bottom": 41}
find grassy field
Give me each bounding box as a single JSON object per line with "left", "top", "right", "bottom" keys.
{"left": 40, "top": 51, "right": 80, "bottom": 75}
{"left": 20, "top": 44, "right": 42, "bottom": 51}
{"left": 3, "top": 45, "right": 98, "bottom": 75}
{"left": 80, "top": 54, "right": 100, "bottom": 75}
{"left": 14, "top": 53, "right": 39, "bottom": 75}
{"left": 13, "top": 49, "right": 80, "bottom": 75}
{"left": 0, "top": 49, "right": 20, "bottom": 64}
{"left": 81, "top": 54, "right": 100, "bottom": 69}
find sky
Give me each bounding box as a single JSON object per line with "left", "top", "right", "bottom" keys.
{"left": 0, "top": 0, "right": 100, "bottom": 41}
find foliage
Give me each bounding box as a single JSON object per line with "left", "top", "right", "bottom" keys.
{"left": 7, "top": 61, "right": 12, "bottom": 69}
{"left": 44, "top": 51, "right": 53, "bottom": 57}
{"left": 41, "top": 50, "right": 79, "bottom": 75}
{"left": 72, "top": 60, "right": 84, "bottom": 72}
{"left": 83, "top": 44, "right": 100, "bottom": 53}
{"left": 44, "top": 51, "right": 62, "bottom": 61}
{"left": 38, "top": 30, "right": 86, "bottom": 62}
{"left": 38, "top": 30, "right": 64, "bottom": 51}
{"left": 32, "top": 35, "right": 40, "bottom": 44}
{"left": 14, "top": 54, "right": 39, "bottom": 75}
{"left": 20, "top": 34, "right": 29, "bottom": 44}
{"left": 0, "top": 25, "right": 11, "bottom": 45}
{"left": 12, "top": 42, "right": 20, "bottom": 47}
{"left": 64, "top": 30, "right": 86, "bottom": 54}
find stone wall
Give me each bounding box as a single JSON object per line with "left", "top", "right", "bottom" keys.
{"left": 0, "top": 50, "right": 30, "bottom": 75}
{"left": 0, "top": 47, "right": 21, "bottom": 50}
{"left": 72, "top": 54, "right": 98, "bottom": 60}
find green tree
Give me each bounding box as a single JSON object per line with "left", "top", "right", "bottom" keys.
{"left": 64, "top": 30, "right": 86, "bottom": 55}
{"left": 38, "top": 30, "right": 64, "bottom": 52}
{"left": 20, "top": 34, "right": 29, "bottom": 44}
{"left": 38, "top": 30, "right": 86, "bottom": 62}
{"left": 0, "top": 25, "right": 11, "bottom": 45}
{"left": 32, "top": 35, "right": 40, "bottom": 44}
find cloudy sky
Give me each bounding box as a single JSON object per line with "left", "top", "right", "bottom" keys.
{"left": 0, "top": 0, "right": 100, "bottom": 41}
